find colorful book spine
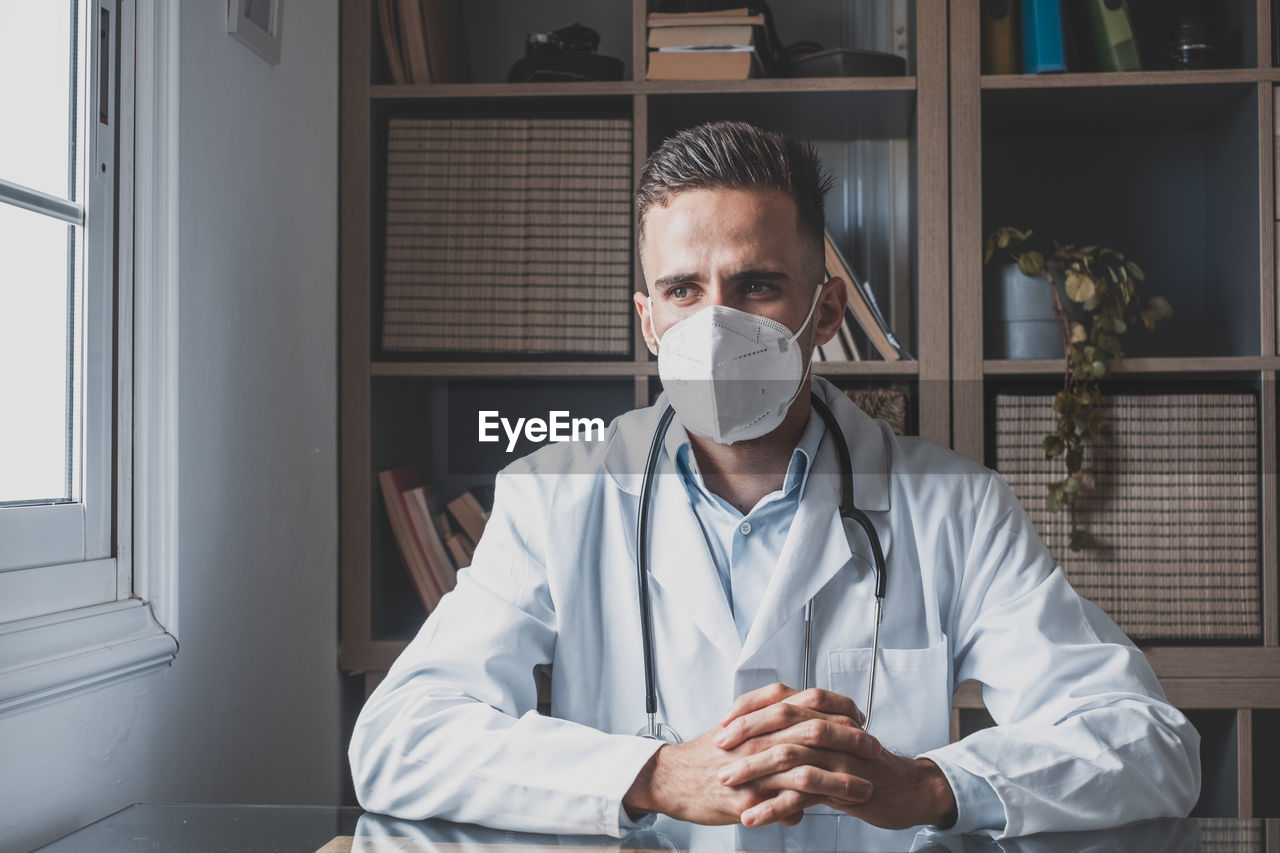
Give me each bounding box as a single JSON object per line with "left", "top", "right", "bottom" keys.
{"left": 1020, "top": 0, "right": 1067, "bottom": 74}
{"left": 982, "top": 0, "right": 1020, "bottom": 74}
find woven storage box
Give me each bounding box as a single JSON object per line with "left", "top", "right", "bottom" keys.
{"left": 994, "top": 392, "right": 1260, "bottom": 641}
{"left": 1198, "top": 818, "right": 1264, "bottom": 852}
{"left": 844, "top": 388, "right": 908, "bottom": 436}
{"left": 381, "top": 117, "right": 633, "bottom": 355}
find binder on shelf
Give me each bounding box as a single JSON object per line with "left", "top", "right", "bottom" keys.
{"left": 981, "top": 0, "right": 1019, "bottom": 74}
{"left": 823, "top": 233, "right": 911, "bottom": 361}
{"left": 1019, "top": 0, "right": 1067, "bottom": 74}
{"left": 1084, "top": 0, "right": 1141, "bottom": 72}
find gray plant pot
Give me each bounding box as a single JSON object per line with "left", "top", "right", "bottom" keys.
{"left": 987, "top": 261, "right": 1083, "bottom": 359}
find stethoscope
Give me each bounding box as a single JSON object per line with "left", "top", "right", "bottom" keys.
{"left": 634, "top": 393, "right": 888, "bottom": 745}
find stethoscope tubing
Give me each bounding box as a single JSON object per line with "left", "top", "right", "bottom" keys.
{"left": 636, "top": 394, "right": 887, "bottom": 741}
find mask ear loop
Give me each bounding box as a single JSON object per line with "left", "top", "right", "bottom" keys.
{"left": 776, "top": 283, "right": 826, "bottom": 414}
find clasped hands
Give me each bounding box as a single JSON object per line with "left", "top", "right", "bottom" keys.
{"left": 624, "top": 683, "right": 956, "bottom": 831}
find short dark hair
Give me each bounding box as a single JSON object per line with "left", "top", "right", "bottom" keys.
{"left": 634, "top": 120, "right": 834, "bottom": 270}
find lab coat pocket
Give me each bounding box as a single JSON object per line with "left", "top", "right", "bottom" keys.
{"left": 827, "top": 636, "right": 951, "bottom": 756}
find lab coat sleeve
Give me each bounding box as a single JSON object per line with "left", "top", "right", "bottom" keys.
{"left": 349, "top": 462, "right": 664, "bottom": 837}
{"left": 918, "top": 471, "right": 1201, "bottom": 837}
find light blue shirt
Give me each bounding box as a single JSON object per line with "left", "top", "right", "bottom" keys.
{"left": 663, "top": 409, "right": 1005, "bottom": 834}
{"left": 665, "top": 412, "right": 825, "bottom": 645}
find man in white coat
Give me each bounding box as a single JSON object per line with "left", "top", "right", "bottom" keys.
{"left": 349, "top": 121, "right": 1201, "bottom": 838}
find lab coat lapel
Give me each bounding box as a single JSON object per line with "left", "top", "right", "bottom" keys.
{"left": 738, "top": 382, "right": 894, "bottom": 666}
{"left": 645, "top": 459, "right": 743, "bottom": 663}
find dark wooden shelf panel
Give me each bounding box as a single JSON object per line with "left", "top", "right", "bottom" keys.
{"left": 982, "top": 68, "right": 1269, "bottom": 90}
{"left": 372, "top": 361, "right": 653, "bottom": 378}
{"left": 370, "top": 77, "right": 917, "bottom": 101}
{"left": 369, "top": 360, "right": 919, "bottom": 379}
{"left": 983, "top": 356, "right": 1280, "bottom": 376}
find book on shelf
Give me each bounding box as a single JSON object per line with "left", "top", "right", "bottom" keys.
{"left": 395, "top": 0, "right": 431, "bottom": 83}
{"left": 376, "top": 0, "right": 408, "bottom": 84}
{"left": 447, "top": 490, "right": 490, "bottom": 546}
{"left": 823, "top": 233, "right": 911, "bottom": 361}
{"left": 647, "top": 48, "right": 762, "bottom": 80}
{"left": 647, "top": 24, "right": 758, "bottom": 49}
{"left": 445, "top": 533, "right": 475, "bottom": 569}
{"left": 404, "top": 486, "right": 458, "bottom": 594}
{"left": 378, "top": 469, "right": 447, "bottom": 610}
{"left": 647, "top": 8, "right": 765, "bottom": 28}
{"left": 377, "top": 0, "right": 467, "bottom": 84}
{"left": 645, "top": 6, "right": 775, "bottom": 80}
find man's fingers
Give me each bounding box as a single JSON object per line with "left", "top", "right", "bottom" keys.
{"left": 716, "top": 702, "right": 861, "bottom": 751}
{"left": 782, "top": 717, "right": 882, "bottom": 760}
{"left": 782, "top": 688, "right": 865, "bottom": 727}
{"left": 740, "top": 789, "right": 822, "bottom": 828}
{"left": 719, "top": 682, "right": 798, "bottom": 727}
{"left": 759, "top": 765, "right": 874, "bottom": 807}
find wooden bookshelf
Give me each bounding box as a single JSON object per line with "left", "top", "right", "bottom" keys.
{"left": 340, "top": 0, "right": 1278, "bottom": 819}
{"left": 950, "top": 0, "right": 1280, "bottom": 817}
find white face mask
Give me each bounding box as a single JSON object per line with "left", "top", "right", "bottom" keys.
{"left": 651, "top": 286, "right": 822, "bottom": 445}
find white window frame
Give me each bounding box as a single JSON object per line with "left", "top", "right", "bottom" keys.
{"left": 0, "top": 0, "right": 179, "bottom": 715}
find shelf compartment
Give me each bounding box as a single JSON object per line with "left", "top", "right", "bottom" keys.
{"left": 982, "top": 82, "right": 1261, "bottom": 359}
{"left": 367, "top": 377, "right": 636, "bottom": 641}
{"left": 984, "top": 356, "right": 1280, "bottom": 375}
{"left": 982, "top": 69, "right": 1270, "bottom": 89}
{"left": 369, "top": 77, "right": 919, "bottom": 100}
{"left": 648, "top": 88, "right": 919, "bottom": 360}
{"left": 987, "top": 381, "right": 1264, "bottom": 643}
{"left": 978, "top": 0, "right": 1257, "bottom": 79}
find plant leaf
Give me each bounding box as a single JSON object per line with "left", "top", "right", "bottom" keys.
{"left": 1065, "top": 272, "right": 1095, "bottom": 303}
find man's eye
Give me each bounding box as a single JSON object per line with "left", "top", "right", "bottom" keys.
{"left": 743, "top": 280, "right": 773, "bottom": 294}
{"left": 670, "top": 285, "right": 693, "bottom": 300}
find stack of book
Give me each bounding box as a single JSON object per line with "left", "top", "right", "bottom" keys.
{"left": 381, "top": 117, "right": 633, "bottom": 355}
{"left": 815, "top": 233, "right": 912, "bottom": 362}
{"left": 983, "top": 0, "right": 1143, "bottom": 75}
{"left": 378, "top": 469, "right": 493, "bottom": 611}
{"left": 375, "top": 0, "right": 467, "bottom": 84}
{"left": 646, "top": 7, "right": 770, "bottom": 80}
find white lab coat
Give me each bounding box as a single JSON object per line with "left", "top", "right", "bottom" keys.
{"left": 349, "top": 377, "right": 1200, "bottom": 838}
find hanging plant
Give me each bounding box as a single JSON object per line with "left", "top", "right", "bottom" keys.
{"left": 984, "top": 226, "right": 1173, "bottom": 551}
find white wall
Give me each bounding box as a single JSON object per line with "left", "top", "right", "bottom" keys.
{"left": 0, "top": 2, "right": 341, "bottom": 850}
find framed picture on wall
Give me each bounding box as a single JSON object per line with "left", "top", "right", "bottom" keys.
{"left": 227, "top": 0, "right": 282, "bottom": 65}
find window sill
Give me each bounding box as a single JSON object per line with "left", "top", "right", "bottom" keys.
{"left": 0, "top": 599, "right": 177, "bottom": 715}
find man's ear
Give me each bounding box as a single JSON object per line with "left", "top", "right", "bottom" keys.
{"left": 812, "top": 277, "right": 847, "bottom": 348}
{"left": 634, "top": 292, "right": 660, "bottom": 355}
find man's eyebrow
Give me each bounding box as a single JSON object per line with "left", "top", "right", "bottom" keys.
{"left": 653, "top": 269, "right": 791, "bottom": 290}
{"left": 653, "top": 273, "right": 701, "bottom": 290}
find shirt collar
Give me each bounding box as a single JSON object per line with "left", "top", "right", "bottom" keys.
{"left": 666, "top": 402, "right": 827, "bottom": 507}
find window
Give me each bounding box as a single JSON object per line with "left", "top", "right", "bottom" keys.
{"left": 0, "top": 0, "right": 176, "bottom": 713}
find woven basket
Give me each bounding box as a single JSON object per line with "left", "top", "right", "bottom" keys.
{"left": 844, "top": 388, "right": 908, "bottom": 436}
{"left": 994, "top": 392, "right": 1260, "bottom": 641}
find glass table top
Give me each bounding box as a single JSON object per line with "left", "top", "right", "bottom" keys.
{"left": 34, "top": 804, "right": 1275, "bottom": 853}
